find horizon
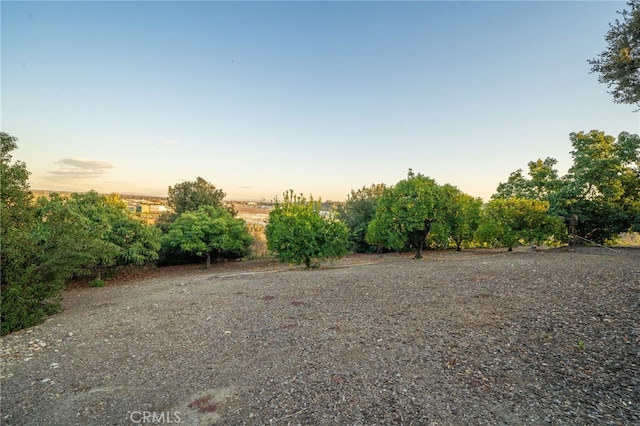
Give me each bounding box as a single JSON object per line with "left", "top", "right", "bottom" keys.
{"left": 3, "top": 1, "right": 638, "bottom": 203}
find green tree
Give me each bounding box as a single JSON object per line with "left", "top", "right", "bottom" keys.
{"left": 167, "top": 176, "right": 227, "bottom": 215}
{"left": 589, "top": 0, "right": 640, "bottom": 107}
{"left": 33, "top": 193, "right": 118, "bottom": 282}
{"left": 265, "top": 190, "right": 349, "bottom": 267}
{"left": 0, "top": 133, "right": 60, "bottom": 334}
{"left": 493, "top": 157, "right": 561, "bottom": 201}
{"left": 163, "top": 206, "right": 252, "bottom": 268}
{"left": 63, "top": 191, "right": 162, "bottom": 279}
{"left": 366, "top": 170, "right": 443, "bottom": 259}
{"left": 431, "top": 184, "right": 483, "bottom": 251}
{"left": 558, "top": 130, "right": 640, "bottom": 243}
{"left": 158, "top": 177, "right": 231, "bottom": 233}
{"left": 476, "top": 198, "right": 566, "bottom": 250}
{"left": 336, "top": 183, "right": 386, "bottom": 253}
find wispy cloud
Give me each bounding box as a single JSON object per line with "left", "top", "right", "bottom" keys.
{"left": 45, "top": 158, "right": 116, "bottom": 183}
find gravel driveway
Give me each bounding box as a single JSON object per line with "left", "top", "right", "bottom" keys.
{"left": 1, "top": 248, "right": 639, "bottom": 425}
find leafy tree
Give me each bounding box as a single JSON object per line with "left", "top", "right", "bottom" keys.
{"left": 557, "top": 130, "right": 640, "bottom": 243}
{"left": 0, "top": 133, "right": 60, "bottom": 334}
{"left": 167, "top": 176, "right": 227, "bottom": 215}
{"left": 163, "top": 206, "right": 252, "bottom": 268}
{"left": 476, "top": 198, "right": 566, "bottom": 250}
{"left": 493, "top": 157, "right": 561, "bottom": 202}
{"left": 589, "top": 0, "right": 640, "bottom": 107}
{"left": 336, "top": 183, "right": 386, "bottom": 253}
{"left": 30, "top": 191, "right": 163, "bottom": 281}
{"left": 33, "top": 193, "right": 118, "bottom": 282}
{"left": 366, "top": 170, "right": 443, "bottom": 259}
{"left": 265, "top": 190, "right": 349, "bottom": 267}
{"left": 63, "top": 191, "right": 162, "bottom": 279}
{"left": 431, "top": 184, "right": 483, "bottom": 251}
{"left": 158, "top": 177, "right": 232, "bottom": 233}
{"left": 493, "top": 131, "right": 640, "bottom": 244}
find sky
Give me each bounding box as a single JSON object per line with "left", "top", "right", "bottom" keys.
{"left": 2, "top": 1, "right": 638, "bottom": 202}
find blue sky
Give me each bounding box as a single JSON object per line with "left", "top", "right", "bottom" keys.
{"left": 2, "top": 1, "right": 638, "bottom": 202}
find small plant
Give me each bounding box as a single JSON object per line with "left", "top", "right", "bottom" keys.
{"left": 577, "top": 340, "right": 586, "bottom": 351}
{"left": 89, "top": 279, "right": 106, "bottom": 288}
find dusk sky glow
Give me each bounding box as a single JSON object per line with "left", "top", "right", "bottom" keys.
{"left": 2, "top": 1, "right": 638, "bottom": 201}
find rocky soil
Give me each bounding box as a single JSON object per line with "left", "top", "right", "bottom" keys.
{"left": 1, "top": 247, "right": 639, "bottom": 425}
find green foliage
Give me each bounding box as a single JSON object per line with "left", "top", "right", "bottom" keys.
{"left": 89, "top": 279, "right": 106, "bottom": 288}
{"left": 559, "top": 131, "right": 640, "bottom": 243}
{"left": 589, "top": 1, "right": 640, "bottom": 106}
{"left": 1, "top": 133, "right": 62, "bottom": 335}
{"left": 493, "top": 158, "right": 561, "bottom": 202}
{"left": 493, "top": 131, "right": 640, "bottom": 244}
{"left": 366, "top": 170, "right": 443, "bottom": 259}
{"left": 336, "top": 183, "right": 386, "bottom": 253}
{"left": 40, "top": 191, "right": 162, "bottom": 278}
{"left": 265, "top": 190, "right": 349, "bottom": 267}
{"left": 163, "top": 206, "right": 252, "bottom": 268}
{"left": 167, "top": 177, "right": 227, "bottom": 215}
{"left": 431, "top": 184, "right": 483, "bottom": 251}
{"left": 158, "top": 177, "right": 233, "bottom": 235}
{"left": 476, "top": 198, "right": 567, "bottom": 249}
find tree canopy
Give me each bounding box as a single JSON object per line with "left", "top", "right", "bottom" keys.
{"left": 560, "top": 130, "right": 640, "bottom": 242}
{"left": 493, "top": 130, "right": 640, "bottom": 244}
{"left": 167, "top": 176, "right": 227, "bottom": 215}
{"left": 476, "top": 198, "right": 566, "bottom": 250}
{"left": 431, "top": 184, "right": 483, "bottom": 251}
{"left": 366, "top": 170, "right": 444, "bottom": 259}
{"left": 266, "top": 190, "right": 349, "bottom": 267}
{"left": 163, "top": 205, "right": 252, "bottom": 268}
{"left": 493, "top": 158, "right": 561, "bottom": 202}
{"left": 336, "top": 183, "right": 386, "bottom": 253}
{"left": 589, "top": 0, "right": 640, "bottom": 107}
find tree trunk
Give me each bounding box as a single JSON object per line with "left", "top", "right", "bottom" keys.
{"left": 205, "top": 253, "right": 211, "bottom": 269}
{"left": 414, "top": 242, "right": 424, "bottom": 259}
{"left": 413, "top": 220, "right": 432, "bottom": 259}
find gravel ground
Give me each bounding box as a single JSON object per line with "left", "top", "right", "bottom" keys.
{"left": 1, "top": 247, "right": 639, "bottom": 425}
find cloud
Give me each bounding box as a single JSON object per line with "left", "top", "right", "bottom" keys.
{"left": 45, "top": 158, "right": 116, "bottom": 183}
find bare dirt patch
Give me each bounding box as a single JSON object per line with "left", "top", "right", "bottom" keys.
{"left": 1, "top": 248, "right": 638, "bottom": 425}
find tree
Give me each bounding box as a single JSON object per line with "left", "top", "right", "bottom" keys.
{"left": 33, "top": 193, "right": 119, "bottom": 282}
{"left": 366, "top": 170, "right": 444, "bottom": 259}
{"left": 476, "top": 198, "right": 566, "bottom": 250}
{"left": 336, "top": 183, "right": 386, "bottom": 253}
{"left": 163, "top": 206, "right": 252, "bottom": 268}
{"left": 158, "top": 177, "right": 232, "bottom": 234}
{"left": 431, "top": 184, "right": 483, "bottom": 251}
{"left": 31, "top": 191, "right": 163, "bottom": 283}
{"left": 265, "top": 190, "right": 349, "bottom": 268}
{"left": 1, "top": 133, "right": 60, "bottom": 334}
{"left": 492, "top": 131, "right": 640, "bottom": 244}
{"left": 557, "top": 130, "right": 640, "bottom": 243}
{"left": 167, "top": 177, "right": 227, "bottom": 215}
{"left": 62, "top": 191, "right": 162, "bottom": 279}
{"left": 493, "top": 158, "right": 561, "bottom": 202}
{"left": 589, "top": 0, "right": 640, "bottom": 107}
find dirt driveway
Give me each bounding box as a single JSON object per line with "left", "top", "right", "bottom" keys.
{"left": 1, "top": 248, "right": 638, "bottom": 425}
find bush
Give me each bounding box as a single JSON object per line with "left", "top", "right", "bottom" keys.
{"left": 266, "top": 191, "right": 349, "bottom": 267}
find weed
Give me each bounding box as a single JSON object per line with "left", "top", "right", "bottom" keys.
{"left": 89, "top": 279, "right": 106, "bottom": 288}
